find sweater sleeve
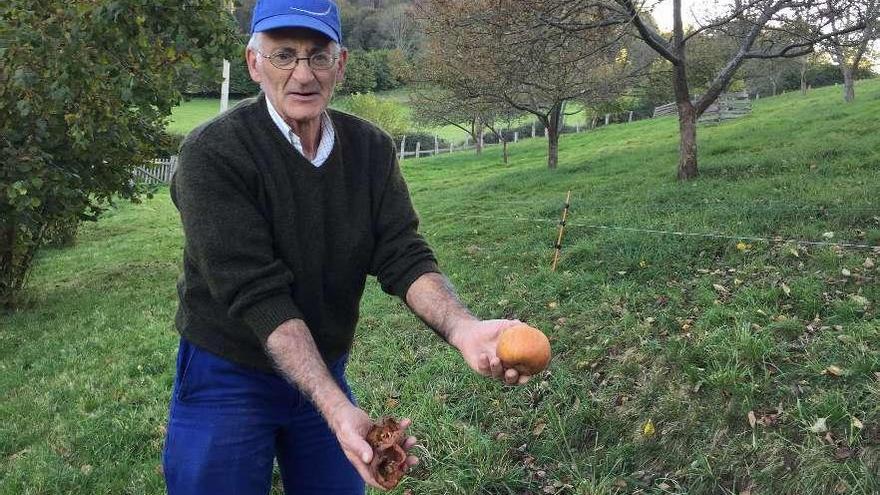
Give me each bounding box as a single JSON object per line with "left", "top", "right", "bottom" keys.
{"left": 171, "top": 136, "right": 303, "bottom": 343}
{"left": 369, "top": 141, "right": 440, "bottom": 298}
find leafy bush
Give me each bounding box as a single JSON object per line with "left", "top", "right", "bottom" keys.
{"left": 346, "top": 93, "right": 410, "bottom": 137}
{"left": 0, "top": 0, "right": 238, "bottom": 309}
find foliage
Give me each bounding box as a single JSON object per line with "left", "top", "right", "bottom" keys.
{"left": 416, "top": 0, "right": 634, "bottom": 169}
{"left": 339, "top": 49, "right": 408, "bottom": 95}
{"left": 346, "top": 92, "right": 411, "bottom": 137}
{"left": 0, "top": 0, "right": 239, "bottom": 308}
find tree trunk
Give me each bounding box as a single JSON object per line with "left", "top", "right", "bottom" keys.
{"left": 800, "top": 62, "right": 808, "bottom": 95}
{"left": 0, "top": 221, "right": 14, "bottom": 310}
{"left": 546, "top": 104, "right": 563, "bottom": 169}
{"left": 502, "top": 138, "right": 509, "bottom": 165}
{"left": 677, "top": 103, "right": 698, "bottom": 180}
{"left": 842, "top": 65, "right": 855, "bottom": 102}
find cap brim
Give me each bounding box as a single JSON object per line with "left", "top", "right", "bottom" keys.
{"left": 252, "top": 14, "right": 339, "bottom": 43}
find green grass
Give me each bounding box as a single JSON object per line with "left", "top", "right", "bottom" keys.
{"left": 4, "top": 79, "right": 880, "bottom": 494}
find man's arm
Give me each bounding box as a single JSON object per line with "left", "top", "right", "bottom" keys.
{"left": 405, "top": 272, "right": 529, "bottom": 385}
{"left": 265, "top": 319, "right": 396, "bottom": 489}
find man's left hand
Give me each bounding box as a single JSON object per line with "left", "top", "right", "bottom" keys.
{"left": 448, "top": 319, "right": 531, "bottom": 385}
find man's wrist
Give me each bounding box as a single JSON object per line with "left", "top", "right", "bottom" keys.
{"left": 443, "top": 313, "right": 479, "bottom": 350}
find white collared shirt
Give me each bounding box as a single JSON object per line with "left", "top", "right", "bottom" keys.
{"left": 266, "top": 97, "right": 335, "bottom": 167}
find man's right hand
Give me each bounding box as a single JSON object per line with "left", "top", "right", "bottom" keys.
{"left": 329, "top": 404, "right": 419, "bottom": 491}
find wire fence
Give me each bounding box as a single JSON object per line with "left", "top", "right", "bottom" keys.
{"left": 426, "top": 211, "right": 880, "bottom": 252}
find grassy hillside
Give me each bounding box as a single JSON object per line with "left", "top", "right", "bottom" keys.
{"left": 3, "top": 80, "right": 879, "bottom": 495}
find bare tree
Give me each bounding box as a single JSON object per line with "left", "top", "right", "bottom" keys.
{"left": 415, "top": 0, "right": 633, "bottom": 169}
{"left": 610, "top": 0, "right": 866, "bottom": 180}
{"left": 823, "top": 0, "right": 879, "bottom": 101}
{"left": 410, "top": 88, "right": 494, "bottom": 155}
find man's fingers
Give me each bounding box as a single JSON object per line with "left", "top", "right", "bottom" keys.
{"left": 406, "top": 455, "right": 419, "bottom": 466}
{"left": 399, "top": 418, "right": 412, "bottom": 431}
{"left": 403, "top": 435, "right": 417, "bottom": 449}
{"left": 489, "top": 356, "right": 504, "bottom": 378}
{"left": 504, "top": 368, "right": 518, "bottom": 385}
{"left": 478, "top": 353, "right": 491, "bottom": 375}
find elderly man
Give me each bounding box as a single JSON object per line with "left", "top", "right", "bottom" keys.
{"left": 162, "top": 0, "right": 531, "bottom": 493}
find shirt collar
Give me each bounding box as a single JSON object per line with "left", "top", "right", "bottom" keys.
{"left": 265, "top": 96, "right": 335, "bottom": 167}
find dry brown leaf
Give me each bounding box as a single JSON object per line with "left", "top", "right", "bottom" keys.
{"left": 865, "top": 258, "right": 876, "bottom": 269}
{"left": 747, "top": 411, "right": 757, "bottom": 429}
{"left": 841, "top": 268, "right": 852, "bottom": 277}
{"left": 713, "top": 284, "right": 728, "bottom": 294}
{"left": 825, "top": 365, "right": 844, "bottom": 377}
{"left": 532, "top": 422, "right": 547, "bottom": 437}
{"left": 852, "top": 417, "right": 864, "bottom": 429}
{"left": 781, "top": 283, "right": 791, "bottom": 296}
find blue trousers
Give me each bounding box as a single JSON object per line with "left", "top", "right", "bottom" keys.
{"left": 162, "top": 338, "right": 364, "bottom": 495}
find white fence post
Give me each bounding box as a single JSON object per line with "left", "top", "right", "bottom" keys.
{"left": 415, "top": 141, "right": 420, "bottom": 160}
{"left": 399, "top": 136, "right": 406, "bottom": 161}
{"left": 531, "top": 122, "right": 536, "bottom": 138}
{"left": 628, "top": 111, "right": 633, "bottom": 123}
{"left": 514, "top": 131, "right": 518, "bottom": 143}
{"left": 605, "top": 114, "right": 610, "bottom": 126}
{"left": 434, "top": 135, "right": 439, "bottom": 155}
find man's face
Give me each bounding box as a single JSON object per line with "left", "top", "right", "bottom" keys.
{"left": 246, "top": 28, "right": 347, "bottom": 128}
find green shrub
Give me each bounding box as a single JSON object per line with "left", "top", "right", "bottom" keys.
{"left": 346, "top": 93, "right": 410, "bottom": 137}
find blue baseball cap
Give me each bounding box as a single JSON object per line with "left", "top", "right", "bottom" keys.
{"left": 250, "top": 0, "right": 342, "bottom": 43}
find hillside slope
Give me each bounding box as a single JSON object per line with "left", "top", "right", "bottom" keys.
{"left": 1, "top": 80, "right": 878, "bottom": 495}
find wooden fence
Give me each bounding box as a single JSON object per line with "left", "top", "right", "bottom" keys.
{"left": 132, "top": 156, "right": 178, "bottom": 185}
{"left": 652, "top": 92, "right": 752, "bottom": 123}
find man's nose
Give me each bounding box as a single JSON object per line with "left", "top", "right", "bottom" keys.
{"left": 290, "top": 60, "right": 316, "bottom": 83}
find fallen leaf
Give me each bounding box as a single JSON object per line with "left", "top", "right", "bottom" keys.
{"left": 642, "top": 419, "right": 656, "bottom": 437}
{"left": 834, "top": 446, "right": 855, "bottom": 461}
{"left": 736, "top": 241, "right": 750, "bottom": 251}
{"left": 748, "top": 411, "right": 757, "bottom": 429}
{"left": 823, "top": 232, "right": 835, "bottom": 239}
{"left": 825, "top": 365, "right": 844, "bottom": 377}
{"left": 548, "top": 301, "right": 558, "bottom": 309}
{"left": 850, "top": 295, "right": 869, "bottom": 306}
{"left": 532, "top": 422, "right": 547, "bottom": 437}
{"left": 835, "top": 481, "right": 850, "bottom": 494}
{"left": 809, "top": 417, "right": 828, "bottom": 433}
{"left": 841, "top": 268, "right": 852, "bottom": 277}
{"left": 385, "top": 398, "right": 400, "bottom": 409}
{"left": 639, "top": 260, "right": 648, "bottom": 268}
{"left": 713, "top": 284, "right": 729, "bottom": 294}
{"left": 80, "top": 465, "right": 93, "bottom": 475}
{"left": 781, "top": 283, "right": 791, "bottom": 296}
{"left": 865, "top": 258, "right": 876, "bottom": 269}
{"left": 852, "top": 417, "right": 864, "bottom": 429}
{"left": 789, "top": 248, "right": 800, "bottom": 258}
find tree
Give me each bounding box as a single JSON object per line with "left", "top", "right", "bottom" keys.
{"left": 0, "top": 0, "right": 239, "bottom": 309}
{"left": 611, "top": 0, "right": 867, "bottom": 180}
{"left": 416, "top": 0, "right": 632, "bottom": 169}
{"left": 823, "top": 0, "right": 880, "bottom": 101}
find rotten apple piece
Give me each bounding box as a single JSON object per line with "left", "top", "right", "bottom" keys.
{"left": 366, "top": 416, "right": 408, "bottom": 490}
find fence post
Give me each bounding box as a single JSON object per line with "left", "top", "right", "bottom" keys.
{"left": 605, "top": 114, "right": 610, "bottom": 126}
{"left": 399, "top": 136, "right": 406, "bottom": 161}
{"left": 628, "top": 111, "right": 633, "bottom": 123}
{"left": 415, "top": 141, "right": 421, "bottom": 160}
{"left": 434, "top": 135, "right": 439, "bottom": 155}
{"left": 479, "top": 130, "right": 484, "bottom": 148}
{"left": 531, "top": 122, "right": 536, "bottom": 138}
{"left": 544, "top": 126, "right": 548, "bottom": 137}
{"left": 514, "top": 131, "right": 518, "bottom": 143}
{"left": 575, "top": 123, "right": 580, "bottom": 133}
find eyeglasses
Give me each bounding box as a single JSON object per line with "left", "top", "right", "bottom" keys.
{"left": 257, "top": 49, "right": 338, "bottom": 71}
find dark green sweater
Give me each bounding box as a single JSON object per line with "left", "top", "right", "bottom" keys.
{"left": 170, "top": 94, "right": 439, "bottom": 372}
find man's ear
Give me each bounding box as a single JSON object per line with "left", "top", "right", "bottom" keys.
{"left": 246, "top": 48, "right": 263, "bottom": 84}
{"left": 335, "top": 48, "right": 349, "bottom": 85}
